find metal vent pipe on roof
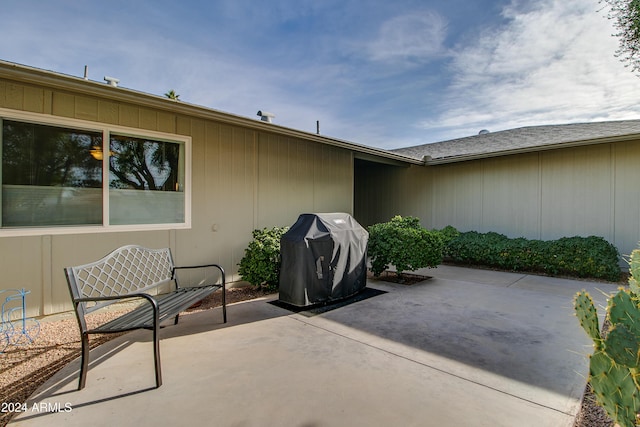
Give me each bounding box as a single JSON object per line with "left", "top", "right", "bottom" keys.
{"left": 104, "top": 76, "right": 119, "bottom": 87}
{"left": 257, "top": 110, "right": 275, "bottom": 123}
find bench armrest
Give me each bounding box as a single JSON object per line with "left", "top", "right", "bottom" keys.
{"left": 74, "top": 293, "right": 160, "bottom": 316}
{"left": 173, "top": 263, "right": 225, "bottom": 273}
{"left": 172, "top": 264, "right": 226, "bottom": 321}
{"left": 172, "top": 264, "right": 226, "bottom": 288}
{"left": 73, "top": 293, "right": 150, "bottom": 302}
{"left": 74, "top": 293, "right": 158, "bottom": 305}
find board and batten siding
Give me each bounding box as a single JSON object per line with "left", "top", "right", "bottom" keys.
{"left": 354, "top": 159, "right": 432, "bottom": 226}
{"left": 357, "top": 141, "right": 640, "bottom": 267}
{"left": 612, "top": 140, "right": 640, "bottom": 260}
{"left": 428, "top": 145, "right": 619, "bottom": 244}
{"left": 0, "top": 79, "right": 354, "bottom": 316}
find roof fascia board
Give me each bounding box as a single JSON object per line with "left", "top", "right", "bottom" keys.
{"left": 0, "top": 61, "right": 421, "bottom": 166}
{"left": 424, "top": 134, "right": 640, "bottom": 165}
{"left": 354, "top": 152, "right": 412, "bottom": 167}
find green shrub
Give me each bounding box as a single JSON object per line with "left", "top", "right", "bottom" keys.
{"left": 445, "top": 231, "right": 620, "bottom": 281}
{"left": 368, "top": 216, "right": 444, "bottom": 278}
{"left": 545, "top": 236, "right": 621, "bottom": 280}
{"left": 237, "top": 226, "right": 289, "bottom": 291}
{"left": 434, "top": 225, "right": 460, "bottom": 246}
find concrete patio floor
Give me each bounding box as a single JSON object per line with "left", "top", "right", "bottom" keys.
{"left": 10, "top": 265, "right": 619, "bottom": 427}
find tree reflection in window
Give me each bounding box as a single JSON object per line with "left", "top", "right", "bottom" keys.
{"left": 109, "top": 135, "right": 181, "bottom": 192}
{"left": 2, "top": 120, "right": 102, "bottom": 188}
{"left": 1, "top": 120, "right": 102, "bottom": 227}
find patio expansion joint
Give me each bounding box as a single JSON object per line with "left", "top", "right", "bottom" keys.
{"left": 290, "top": 315, "right": 574, "bottom": 417}
{"left": 505, "top": 274, "right": 530, "bottom": 288}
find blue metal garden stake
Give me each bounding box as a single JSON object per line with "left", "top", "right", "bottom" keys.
{"left": 0, "top": 288, "right": 40, "bottom": 352}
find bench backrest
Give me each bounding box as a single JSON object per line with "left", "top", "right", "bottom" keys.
{"left": 65, "top": 245, "right": 175, "bottom": 317}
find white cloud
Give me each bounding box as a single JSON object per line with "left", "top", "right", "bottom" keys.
{"left": 368, "top": 11, "right": 448, "bottom": 63}
{"left": 420, "top": 0, "right": 640, "bottom": 140}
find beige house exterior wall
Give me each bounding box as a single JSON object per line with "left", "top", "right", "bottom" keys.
{"left": 354, "top": 160, "right": 432, "bottom": 226}
{"left": 4, "top": 62, "right": 640, "bottom": 317}
{"left": 0, "top": 77, "right": 355, "bottom": 317}
{"left": 356, "top": 142, "right": 640, "bottom": 266}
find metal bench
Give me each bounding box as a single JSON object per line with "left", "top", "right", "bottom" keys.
{"left": 64, "top": 245, "right": 226, "bottom": 390}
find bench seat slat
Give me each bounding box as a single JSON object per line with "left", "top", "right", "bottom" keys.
{"left": 92, "top": 285, "right": 222, "bottom": 332}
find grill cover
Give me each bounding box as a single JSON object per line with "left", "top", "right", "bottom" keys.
{"left": 279, "top": 213, "right": 369, "bottom": 307}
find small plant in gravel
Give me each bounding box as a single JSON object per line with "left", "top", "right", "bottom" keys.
{"left": 238, "top": 226, "right": 289, "bottom": 291}
{"left": 574, "top": 248, "right": 640, "bottom": 427}
{"left": 367, "top": 215, "right": 444, "bottom": 279}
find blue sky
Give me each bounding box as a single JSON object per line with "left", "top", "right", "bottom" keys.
{"left": 3, "top": 0, "right": 640, "bottom": 149}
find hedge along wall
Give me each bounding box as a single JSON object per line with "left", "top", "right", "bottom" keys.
{"left": 445, "top": 231, "right": 621, "bottom": 282}
{"left": 356, "top": 143, "right": 640, "bottom": 268}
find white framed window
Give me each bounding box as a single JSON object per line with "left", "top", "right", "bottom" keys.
{"left": 0, "top": 109, "right": 191, "bottom": 236}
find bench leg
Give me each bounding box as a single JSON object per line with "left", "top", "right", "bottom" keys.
{"left": 153, "top": 319, "right": 162, "bottom": 388}
{"left": 78, "top": 333, "right": 90, "bottom": 390}
{"left": 222, "top": 287, "right": 227, "bottom": 323}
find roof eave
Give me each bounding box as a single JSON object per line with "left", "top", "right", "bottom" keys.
{"left": 0, "top": 60, "right": 422, "bottom": 166}
{"left": 423, "top": 134, "right": 640, "bottom": 165}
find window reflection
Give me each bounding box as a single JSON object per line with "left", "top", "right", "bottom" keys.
{"left": 1, "top": 120, "right": 102, "bottom": 227}
{"left": 108, "top": 135, "right": 184, "bottom": 225}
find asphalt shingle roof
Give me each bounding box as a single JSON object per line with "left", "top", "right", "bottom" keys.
{"left": 392, "top": 120, "right": 640, "bottom": 163}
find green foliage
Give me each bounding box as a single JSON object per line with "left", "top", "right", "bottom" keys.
{"left": 237, "top": 226, "right": 289, "bottom": 291}
{"left": 574, "top": 248, "right": 640, "bottom": 427}
{"left": 445, "top": 231, "right": 620, "bottom": 282}
{"left": 601, "top": 0, "right": 640, "bottom": 76}
{"left": 434, "top": 225, "right": 460, "bottom": 246}
{"left": 368, "top": 216, "right": 444, "bottom": 278}
{"left": 574, "top": 292, "right": 602, "bottom": 349}
{"left": 588, "top": 350, "right": 640, "bottom": 427}
{"left": 629, "top": 249, "right": 640, "bottom": 294}
{"left": 605, "top": 325, "right": 640, "bottom": 368}
{"left": 164, "top": 89, "right": 180, "bottom": 100}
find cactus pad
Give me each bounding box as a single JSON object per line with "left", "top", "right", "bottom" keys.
{"left": 574, "top": 291, "right": 602, "bottom": 347}
{"left": 608, "top": 290, "right": 640, "bottom": 338}
{"left": 589, "top": 351, "right": 640, "bottom": 427}
{"left": 605, "top": 324, "right": 640, "bottom": 368}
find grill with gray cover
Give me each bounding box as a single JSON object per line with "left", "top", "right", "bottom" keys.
{"left": 279, "top": 213, "right": 368, "bottom": 307}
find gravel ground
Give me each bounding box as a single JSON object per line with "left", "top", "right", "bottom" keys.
{"left": 0, "top": 280, "right": 619, "bottom": 427}
{"left": 573, "top": 385, "right": 614, "bottom": 427}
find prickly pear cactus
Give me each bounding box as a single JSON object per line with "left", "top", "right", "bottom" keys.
{"left": 608, "top": 290, "right": 640, "bottom": 340}
{"left": 574, "top": 291, "right": 602, "bottom": 348}
{"left": 588, "top": 351, "right": 640, "bottom": 427}
{"left": 574, "top": 253, "right": 640, "bottom": 427}
{"left": 605, "top": 325, "right": 640, "bottom": 368}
